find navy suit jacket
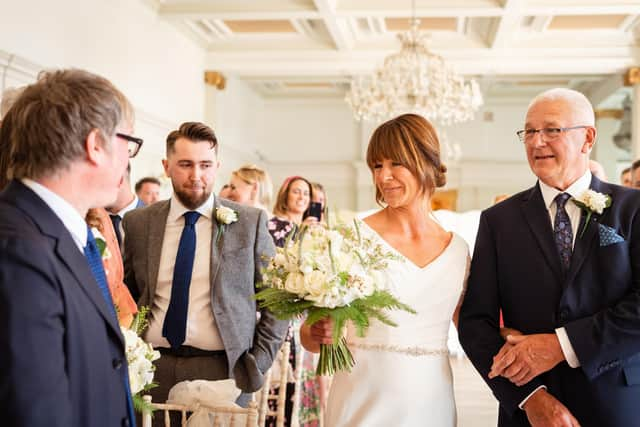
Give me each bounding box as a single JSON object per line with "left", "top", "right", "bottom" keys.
{"left": 459, "top": 176, "right": 640, "bottom": 427}
{"left": 0, "top": 181, "right": 132, "bottom": 427}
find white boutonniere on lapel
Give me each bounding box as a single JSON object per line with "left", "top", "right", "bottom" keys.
{"left": 91, "top": 227, "right": 111, "bottom": 260}
{"left": 572, "top": 189, "right": 611, "bottom": 238}
{"left": 215, "top": 206, "right": 239, "bottom": 243}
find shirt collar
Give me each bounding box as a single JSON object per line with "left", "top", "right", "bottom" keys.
{"left": 21, "top": 178, "right": 88, "bottom": 250}
{"left": 539, "top": 170, "right": 592, "bottom": 210}
{"left": 168, "top": 192, "right": 215, "bottom": 223}
{"left": 115, "top": 195, "right": 140, "bottom": 218}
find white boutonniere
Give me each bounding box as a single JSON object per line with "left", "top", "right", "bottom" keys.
{"left": 91, "top": 227, "right": 112, "bottom": 260}
{"left": 215, "top": 206, "right": 238, "bottom": 243}
{"left": 572, "top": 190, "right": 611, "bottom": 238}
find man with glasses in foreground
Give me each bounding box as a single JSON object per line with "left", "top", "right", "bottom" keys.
{"left": 0, "top": 69, "right": 140, "bottom": 427}
{"left": 460, "top": 88, "right": 640, "bottom": 427}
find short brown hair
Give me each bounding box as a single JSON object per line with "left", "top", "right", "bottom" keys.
{"left": 273, "top": 176, "right": 313, "bottom": 218}
{"left": 8, "top": 69, "right": 133, "bottom": 180}
{"left": 366, "top": 113, "right": 446, "bottom": 205}
{"left": 135, "top": 176, "right": 161, "bottom": 193}
{"left": 232, "top": 164, "right": 273, "bottom": 207}
{"left": 166, "top": 122, "right": 217, "bottom": 155}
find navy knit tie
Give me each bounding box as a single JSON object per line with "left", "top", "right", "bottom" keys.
{"left": 553, "top": 193, "right": 573, "bottom": 271}
{"left": 163, "top": 211, "right": 201, "bottom": 348}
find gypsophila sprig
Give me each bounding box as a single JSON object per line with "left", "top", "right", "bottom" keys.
{"left": 572, "top": 190, "right": 611, "bottom": 237}
{"left": 256, "top": 218, "right": 414, "bottom": 375}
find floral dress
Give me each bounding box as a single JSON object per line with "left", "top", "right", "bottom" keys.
{"left": 267, "top": 217, "right": 322, "bottom": 427}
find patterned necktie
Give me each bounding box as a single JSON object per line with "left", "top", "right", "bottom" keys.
{"left": 109, "top": 214, "right": 123, "bottom": 248}
{"left": 553, "top": 193, "right": 573, "bottom": 271}
{"left": 163, "top": 211, "right": 201, "bottom": 349}
{"left": 84, "top": 227, "right": 136, "bottom": 426}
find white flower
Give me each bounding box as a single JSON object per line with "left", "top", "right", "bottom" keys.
{"left": 575, "top": 189, "right": 608, "bottom": 214}
{"left": 216, "top": 206, "right": 238, "bottom": 225}
{"left": 121, "top": 326, "right": 160, "bottom": 394}
{"left": 284, "top": 272, "right": 306, "bottom": 295}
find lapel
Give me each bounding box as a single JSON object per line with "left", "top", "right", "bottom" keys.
{"left": 520, "top": 183, "right": 564, "bottom": 284}
{"left": 3, "top": 181, "right": 122, "bottom": 341}
{"left": 146, "top": 201, "right": 169, "bottom": 303}
{"left": 209, "top": 197, "right": 224, "bottom": 293}
{"left": 565, "top": 176, "right": 607, "bottom": 286}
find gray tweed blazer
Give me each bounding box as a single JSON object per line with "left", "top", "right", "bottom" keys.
{"left": 122, "top": 196, "right": 287, "bottom": 392}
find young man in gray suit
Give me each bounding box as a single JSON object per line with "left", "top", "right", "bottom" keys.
{"left": 123, "top": 122, "right": 287, "bottom": 410}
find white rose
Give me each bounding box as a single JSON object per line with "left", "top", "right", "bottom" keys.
{"left": 273, "top": 253, "right": 287, "bottom": 266}
{"left": 216, "top": 206, "right": 238, "bottom": 225}
{"left": 284, "top": 272, "right": 306, "bottom": 295}
{"left": 304, "top": 270, "right": 327, "bottom": 297}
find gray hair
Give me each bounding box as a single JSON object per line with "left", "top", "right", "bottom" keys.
{"left": 527, "top": 88, "right": 595, "bottom": 126}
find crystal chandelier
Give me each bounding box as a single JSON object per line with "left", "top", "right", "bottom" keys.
{"left": 345, "top": 15, "right": 483, "bottom": 124}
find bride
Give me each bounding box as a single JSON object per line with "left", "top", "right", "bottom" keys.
{"left": 300, "top": 113, "right": 469, "bottom": 426}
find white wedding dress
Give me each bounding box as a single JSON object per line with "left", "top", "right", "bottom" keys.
{"left": 325, "top": 221, "right": 469, "bottom": 427}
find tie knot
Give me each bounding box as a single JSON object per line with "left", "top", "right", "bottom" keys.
{"left": 554, "top": 193, "right": 571, "bottom": 209}
{"left": 183, "top": 211, "right": 200, "bottom": 226}
{"left": 109, "top": 214, "right": 121, "bottom": 224}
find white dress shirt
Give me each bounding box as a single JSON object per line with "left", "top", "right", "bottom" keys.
{"left": 21, "top": 178, "right": 87, "bottom": 252}
{"left": 146, "top": 193, "right": 224, "bottom": 350}
{"left": 519, "top": 170, "right": 591, "bottom": 409}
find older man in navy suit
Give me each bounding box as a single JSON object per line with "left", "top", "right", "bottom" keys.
{"left": 459, "top": 88, "right": 640, "bottom": 427}
{"left": 0, "top": 69, "right": 140, "bottom": 427}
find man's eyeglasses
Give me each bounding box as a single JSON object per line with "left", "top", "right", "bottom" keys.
{"left": 516, "top": 126, "right": 589, "bottom": 143}
{"left": 116, "top": 133, "right": 144, "bottom": 158}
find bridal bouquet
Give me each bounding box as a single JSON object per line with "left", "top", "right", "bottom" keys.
{"left": 121, "top": 306, "right": 161, "bottom": 412}
{"left": 256, "top": 220, "right": 415, "bottom": 375}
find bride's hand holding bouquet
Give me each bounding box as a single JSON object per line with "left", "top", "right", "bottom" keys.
{"left": 256, "top": 219, "right": 415, "bottom": 375}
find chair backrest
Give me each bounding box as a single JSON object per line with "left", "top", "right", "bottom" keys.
{"left": 256, "top": 341, "right": 291, "bottom": 427}
{"left": 141, "top": 395, "right": 259, "bottom": 427}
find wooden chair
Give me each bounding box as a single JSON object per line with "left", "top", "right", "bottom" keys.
{"left": 141, "top": 395, "right": 259, "bottom": 427}
{"left": 256, "top": 341, "right": 291, "bottom": 427}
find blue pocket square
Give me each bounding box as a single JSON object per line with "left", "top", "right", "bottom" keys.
{"left": 598, "top": 224, "right": 625, "bottom": 246}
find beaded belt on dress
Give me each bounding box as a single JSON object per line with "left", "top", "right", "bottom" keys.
{"left": 347, "top": 342, "right": 449, "bottom": 357}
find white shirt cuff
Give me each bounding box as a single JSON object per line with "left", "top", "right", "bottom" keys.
{"left": 518, "top": 385, "right": 547, "bottom": 410}
{"left": 555, "top": 327, "right": 580, "bottom": 368}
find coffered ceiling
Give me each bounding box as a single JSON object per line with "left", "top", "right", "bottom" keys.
{"left": 143, "top": 0, "right": 640, "bottom": 103}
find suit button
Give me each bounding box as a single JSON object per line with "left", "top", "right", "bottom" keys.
{"left": 112, "top": 358, "right": 123, "bottom": 370}
{"left": 122, "top": 418, "right": 130, "bottom": 427}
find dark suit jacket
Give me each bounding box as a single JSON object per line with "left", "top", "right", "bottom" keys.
{"left": 122, "top": 197, "right": 288, "bottom": 392}
{"left": 0, "top": 181, "right": 132, "bottom": 427}
{"left": 459, "top": 176, "right": 640, "bottom": 427}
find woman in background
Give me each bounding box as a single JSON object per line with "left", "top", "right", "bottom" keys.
{"left": 226, "top": 164, "right": 273, "bottom": 213}
{"left": 86, "top": 208, "right": 138, "bottom": 327}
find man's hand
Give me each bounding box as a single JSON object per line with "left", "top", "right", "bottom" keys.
{"left": 489, "top": 333, "right": 564, "bottom": 386}
{"left": 523, "top": 389, "right": 581, "bottom": 427}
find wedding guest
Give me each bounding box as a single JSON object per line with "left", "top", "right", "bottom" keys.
{"left": 631, "top": 158, "right": 640, "bottom": 189}
{"left": 86, "top": 208, "right": 138, "bottom": 327}
{"left": 265, "top": 176, "right": 316, "bottom": 427}
{"left": 459, "top": 88, "right": 640, "bottom": 427}
{"left": 218, "top": 183, "right": 231, "bottom": 199}
{"left": 301, "top": 113, "right": 469, "bottom": 426}
{"left": 226, "top": 164, "right": 273, "bottom": 213}
{"left": 135, "top": 176, "right": 161, "bottom": 206}
{"left": 269, "top": 176, "right": 316, "bottom": 246}
{"left": 106, "top": 163, "right": 145, "bottom": 251}
{"left": 0, "top": 69, "right": 137, "bottom": 427}
{"left": 122, "top": 122, "right": 287, "bottom": 426}
{"left": 620, "top": 167, "right": 632, "bottom": 187}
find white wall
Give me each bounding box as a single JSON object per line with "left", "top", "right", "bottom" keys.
{"left": 0, "top": 0, "right": 206, "bottom": 184}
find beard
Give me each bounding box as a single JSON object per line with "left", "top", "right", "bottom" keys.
{"left": 173, "top": 184, "right": 212, "bottom": 210}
